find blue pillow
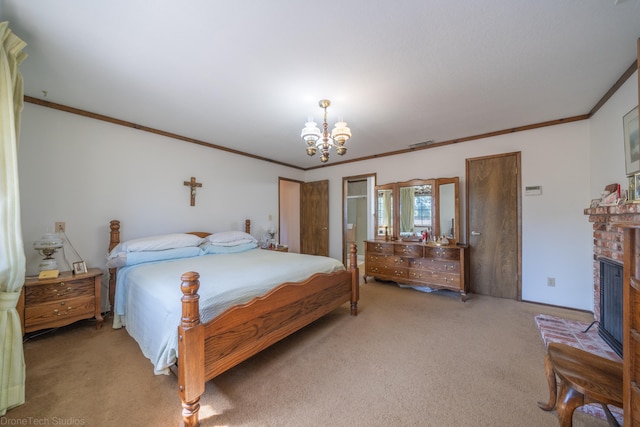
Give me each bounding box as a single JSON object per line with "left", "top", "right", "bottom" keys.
{"left": 107, "top": 246, "right": 202, "bottom": 267}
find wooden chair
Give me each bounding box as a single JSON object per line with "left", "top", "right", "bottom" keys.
{"left": 538, "top": 342, "right": 623, "bottom": 427}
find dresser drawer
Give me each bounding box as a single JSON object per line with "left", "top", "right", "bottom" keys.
{"left": 366, "top": 241, "right": 394, "bottom": 254}
{"left": 408, "top": 269, "right": 460, "bottom": 287}
{"left": 368, "top": 254, "right": 407, "bottom": 267}
{"left": 425, "top": 272, "right": 460, "bottom": 288}
{"left": 366, "top": 264, "right": 407, "bottom": 279}
{"left": 409, "top": 258, "right": 460, "bottom": 273}
{"left": 394, "top": 244, "right": 423, "bottom": 257}
{"left": 24, "top": 295, "right": 95, "bottom": 331}
{"left": 25, "top": 277, "right": 95, "bottom": 304}
{"left": 424, "top": 246, "right": 460, "bottom": 260}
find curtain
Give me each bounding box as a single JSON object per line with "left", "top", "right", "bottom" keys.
{"left": 0, "top": 21, "right": 27, "bottom": 416}
{"left": 382, "top": 191, "right": 392, "bottom": 228}
{"left": 400, "top": 187, "right": 414, "bottom": 233}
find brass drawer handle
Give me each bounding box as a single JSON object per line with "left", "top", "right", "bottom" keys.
{"left": 52, "top": 287, "right": 73, "bottom": 296}
{"left": 53, "top": 306, "right": 74, "bottom": 316}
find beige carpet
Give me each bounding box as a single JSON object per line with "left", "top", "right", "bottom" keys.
{"left": 3, "top": 281, "right": 611, "bottom": 426}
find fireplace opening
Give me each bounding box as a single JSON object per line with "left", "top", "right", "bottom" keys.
{"left": 599, "top": 258, "right": 623, "bottom": 358}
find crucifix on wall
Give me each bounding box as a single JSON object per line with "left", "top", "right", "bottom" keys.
{"left": 183, "top": 177, "right": 202, "bottom": 206}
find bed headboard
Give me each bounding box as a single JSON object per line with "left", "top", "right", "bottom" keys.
{"left": 186, "top": 219, "right": 250, "bottom": 238}
{"left": 108, "top": 219, "right": 252, "bottom": 249}
{"left": 107, "top": 218, "right": 252, "bottom": 313}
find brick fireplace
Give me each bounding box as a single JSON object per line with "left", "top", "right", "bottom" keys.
{"left": 584, "top": 204, "right": 640, "bottom": 322}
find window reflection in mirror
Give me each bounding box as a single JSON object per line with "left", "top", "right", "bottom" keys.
{"left": 376, "top": 188, "right": 393, "bottom": 237}
{"left": 399, "top": 184, "right": 433, "bottom": 237}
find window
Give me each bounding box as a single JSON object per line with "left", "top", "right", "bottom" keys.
{"left": 413, "top": 186, "right": 432, "bottom": 227}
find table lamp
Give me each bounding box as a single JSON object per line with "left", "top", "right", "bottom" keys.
{"left": 33, "top": 233, "right": 64, "bottom": 271}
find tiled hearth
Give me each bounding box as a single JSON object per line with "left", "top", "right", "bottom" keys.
{"left": 535, "top": 314, "right": 621, "bottom": 361}
{"left": 535, "top": 314, "right": 622, "bottom": 424}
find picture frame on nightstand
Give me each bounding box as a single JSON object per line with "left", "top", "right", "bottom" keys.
{"left": 73, "top": 261, "right": 87, "bottom": 275}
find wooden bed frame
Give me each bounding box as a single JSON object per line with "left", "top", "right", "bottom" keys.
{"left": 107, "top": 219, "right": 359, "bottom": 427}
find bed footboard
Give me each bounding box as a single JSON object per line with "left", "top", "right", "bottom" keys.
{"left": 177, "top": 244, "right": 359, "bottom": 427}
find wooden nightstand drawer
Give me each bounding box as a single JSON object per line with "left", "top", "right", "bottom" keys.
{"left": 25, "top": 277, "right": 95, "bottom": 304}
{"left": 19, "top": 268, "right": 104, "bottom": 335}
{"left": 24, "top": 296, "right": 95, "bottom": 331}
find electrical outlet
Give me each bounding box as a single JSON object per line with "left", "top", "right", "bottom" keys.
{"left": 547, "top": 277, "right": 556, "bottom": 287}
{"left": 55, "top": 222, "right": 65, "bottom": 233}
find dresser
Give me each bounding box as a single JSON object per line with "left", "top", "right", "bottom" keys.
{"left": 18, "top": 268, "right": 104, "bottom": 334}
{"left": 364, "top": 240, "right": 469, "bottom": 301}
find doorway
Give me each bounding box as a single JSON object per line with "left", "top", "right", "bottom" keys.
{"left": 342, "top": 174, "right": 376, "bottom": 267}
{"left": 279, "top": 178, "right": 302, "bottom": 253}
{"left": 466, "top": 152, "right": 521, "bottom": 299}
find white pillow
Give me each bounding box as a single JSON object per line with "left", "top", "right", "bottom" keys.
{"left": 206, "top": 231, "right": 257, "bottom": 245}
{"left": 119, "top": 233, "right": 204, "bottom": 252}
{"left": 202, "top": 242, "right": 258, "bottom": 254}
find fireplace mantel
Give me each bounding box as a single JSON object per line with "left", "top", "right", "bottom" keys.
{"left": 584, "top": 203, "right": 640, "bottom": 321}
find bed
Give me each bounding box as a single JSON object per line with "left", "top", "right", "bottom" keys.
{"left": 107, "top": 219, "right": 359, "bottom": 427}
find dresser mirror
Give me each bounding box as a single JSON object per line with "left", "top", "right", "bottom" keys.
{"left": 376, "top": 184, "right": 394, "bottom": 238}
{"left": 398, "top": 179, "right": 434, "bottom": 238}
{"left": 375, "top": 177, "right": 460, "bottom": 243}
{"left": 436, "top": 177, "right": 460, "bottom": 242}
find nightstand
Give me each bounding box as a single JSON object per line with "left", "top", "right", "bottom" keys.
{"left": 262, "top": 245, "right": 288, "bottom": 252}
{"left": 18, "top": 268, "right": 104, "bottom": 335}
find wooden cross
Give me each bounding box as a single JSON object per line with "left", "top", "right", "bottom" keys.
{"left": 183, "top": 177, "right": 202, "bottom": 206}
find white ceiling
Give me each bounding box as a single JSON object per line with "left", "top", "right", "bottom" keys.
{"left": 2, "top": 0, "right": 640, "bottom": 170}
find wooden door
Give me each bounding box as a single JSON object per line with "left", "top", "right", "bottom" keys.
{"left": 301, "top": 180, "right": 329, "bottom": 256}
{"left": 466, "top": 152, "right": 521, "bottom": 299}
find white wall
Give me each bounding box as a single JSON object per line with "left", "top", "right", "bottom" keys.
{"left": 18, "top": 104, "right": 304, "bottom": 283}
{"left": 307, "top": 121, "right": 594, "bottom": 310}
{"left": 589, "top": 71, "right": 639, "bottom": 196}
{"left": 17, "top": 70, "right": 638, "bottom": 313}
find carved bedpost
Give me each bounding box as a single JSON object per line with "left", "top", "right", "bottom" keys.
{"left": 108, "top": 220, "right": 120, "bottom": 313}
{"left": 245, "top": 219, "right": 251, "bottom": 234}
{"left": 349, "top": 243, "right": 359, "bottom": 316}
{"left": 178, "top": 272, "right": 205, "bottom": 427}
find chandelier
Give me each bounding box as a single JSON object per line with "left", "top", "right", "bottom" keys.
{"left": 301, "top": 99, "right": 351, "bottom": 163}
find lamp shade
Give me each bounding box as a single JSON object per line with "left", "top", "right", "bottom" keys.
{"left": 331, "top": 121, "right": 351, "bottom": 147}
{"left": 33, "top": 233, "right": 64, "bottom": 271}
{"left": 301, "top": 121, "right": 322, "bottom": 147}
